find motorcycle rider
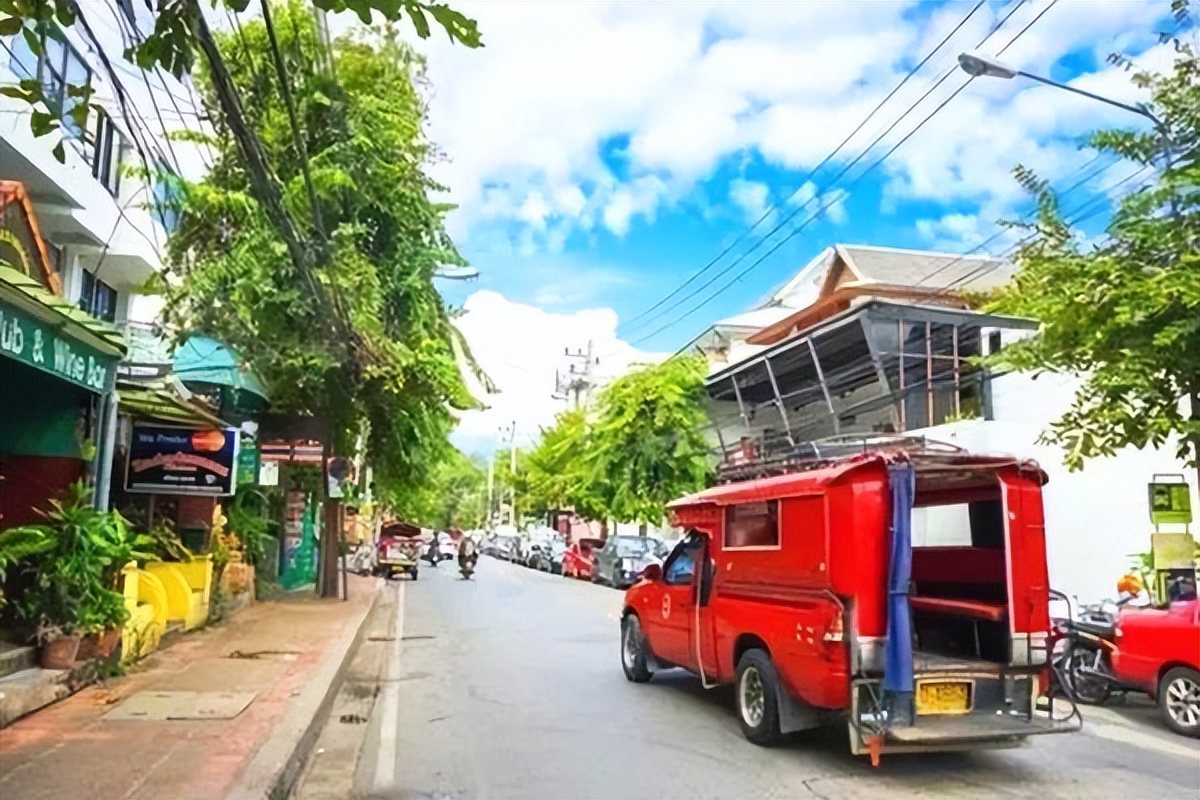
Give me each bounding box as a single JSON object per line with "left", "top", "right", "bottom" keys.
{"left": 459, "top": 534, "right": 479, "bottom": 577}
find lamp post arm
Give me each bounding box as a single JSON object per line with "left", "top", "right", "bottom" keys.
{"left": 1016, "top": 70, "right": 1165, "bottom": 129}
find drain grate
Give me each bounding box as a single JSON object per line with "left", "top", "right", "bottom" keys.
{"left": 339, "top": 713, "right": 368, "bottom": 724}
{"left": 400, "top": 635, "right": 435, "bottom": 641}
{"left": 226, "top": 650, "right": 300, "bottom": 660}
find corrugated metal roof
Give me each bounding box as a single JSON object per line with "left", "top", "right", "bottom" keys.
{"left": 0, "top": 265, "right": 126, "bottom": 355}
{"left": 839, "top": 245, "right": 1014, "bottom": 292}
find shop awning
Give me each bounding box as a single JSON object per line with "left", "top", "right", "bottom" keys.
{"left": 0, "top": 265, "right": 125, "bottom": 394}
{"left": 117, "top": 376, "right": 230, "bottom": 428}
{"left": 173, "top": 336, "right": 268, "bottom": 401}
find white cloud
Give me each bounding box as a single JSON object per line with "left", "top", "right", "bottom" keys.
{"left": 401, "top": 0, "right": 1170, "bottom": 254}
{"left": 450, "top": 291, "right": 666, "bottom": 454}
{"left": 728, "top": 179, "right": 770, "bottom": 224}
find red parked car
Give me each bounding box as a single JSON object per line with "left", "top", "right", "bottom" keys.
{"left": 562, "top": 538, "right": 603, "bottom": 580}
{"left": 1112, "top": 598, "right": 1200, "bottom": 737}
{"left": 620, "top": 445, "right": 1078, "bottom": 762}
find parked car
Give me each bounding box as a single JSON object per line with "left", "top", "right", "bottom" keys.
{"left": 619, "top": 446, "right": 1079, "bottom": 761}
{"left": 549, "top": 540, "right": 567, "bottom": 575}
{"left": 562, "top": 538, "right": 603, "bottom": 580}
{"left": 1111, "top": 598, "right": 1200, "bottom": 737}
{"left": 594, "top": 535, "right": 665, "bottom": 589}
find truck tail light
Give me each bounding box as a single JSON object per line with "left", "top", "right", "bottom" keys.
{"left": 823, "top": 615, "right": 844, "bottom": 643}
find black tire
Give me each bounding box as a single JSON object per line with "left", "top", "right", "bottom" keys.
{"left": 1158, "top": 667, "right": 1200, "bottom": 738}
{"left": 1066, "top": 644, "right": 1112, "bottom": 705}
{"left": 735, "top": 649, "right": 783, "bottom": 746}
{"left": 620, "top": 615, "right": 653, "bottom": 683}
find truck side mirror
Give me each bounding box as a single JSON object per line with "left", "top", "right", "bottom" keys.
{"left": 640, "top": 563, "right": 662, "bottom": 582}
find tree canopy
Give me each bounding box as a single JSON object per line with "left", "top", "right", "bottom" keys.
{"left": 163, "top": 4, "right": 475, "bottom": 499}
{"left": 986, "top": 33, "right": 1199, "bottom": 475}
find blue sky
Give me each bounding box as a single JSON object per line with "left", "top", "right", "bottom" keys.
{"left": 412, "top": 0, "right": 1188, "bottom": 451}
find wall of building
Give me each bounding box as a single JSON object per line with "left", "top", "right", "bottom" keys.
{"left": 913, "top": 370, "right": 1199, "bottom": 605}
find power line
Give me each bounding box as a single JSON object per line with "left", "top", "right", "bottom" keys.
{"left": 624, "top": 0, "right": 1039, "bottom": 341}
{"left": 620, "top": 0, "right": 994, "bottom": 331}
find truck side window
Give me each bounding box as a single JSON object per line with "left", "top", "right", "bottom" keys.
{"left": 725, "top": 500, "right": 779, "bottom": 549}
{"left": 664, "top": 534, "right": 703, "bottom": 585}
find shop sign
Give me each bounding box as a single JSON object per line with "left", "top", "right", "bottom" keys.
{"left": 0, "top": 301, "right": 117, "bottom": 393}
{"left": 125, "top": 423, "right": 240, "bottom": 496}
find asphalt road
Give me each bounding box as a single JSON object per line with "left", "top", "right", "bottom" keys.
{"left": 299, "top": 558, "right": 1200, "bottom": 800}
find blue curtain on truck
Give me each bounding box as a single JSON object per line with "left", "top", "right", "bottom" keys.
{"left": 883, "top": 461, "right": 915, "bottom": 718}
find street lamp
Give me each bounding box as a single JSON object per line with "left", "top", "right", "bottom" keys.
{"left": 956, "top": 51, "right": 1165, "bottom": 129}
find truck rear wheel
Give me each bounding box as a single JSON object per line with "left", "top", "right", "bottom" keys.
{"left": 620, "top": 615, "right": 653, "bottom": 683}
{"left": 735, "top": 649, "right": 782, "bottom": 746}
{"left": 1159, "top": 667, "right": 1200, "bottom": 738}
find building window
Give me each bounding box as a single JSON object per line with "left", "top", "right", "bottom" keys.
{"left": 152, "top": 165, "right": 182, "bottom": 234}
{"left": 117, "top": 0, "right": 140, "bottom": 31}
{"left": 84, "top": 111, "right": 125, "bottom": 197}
{"left": 79, "top": 269, "right": 118, "bottom": 322}
{"left": 724, "top": 500, "right": 780, "bottom": 550}
{"left": 7, "top": 26, "right": 92, "bottom": 138}
{"left": 44, "top": 241, "right": 64, "bottom": 274}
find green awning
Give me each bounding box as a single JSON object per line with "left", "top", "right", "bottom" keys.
{"left": 117, "top": 376, "right": 230, "bottom": 428}
{"left": 173, "top": 335, "right": 269, "bottom": 401}
{"left": 0, "top": 264, "right": 125, "bottom": 393}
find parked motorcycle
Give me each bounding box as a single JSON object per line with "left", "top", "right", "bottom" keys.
{"left": 1051, "top": 593, "right": 1143, "bottom": 705}
{"left": 348, "top": 542, "right": 376, "bottom": 576}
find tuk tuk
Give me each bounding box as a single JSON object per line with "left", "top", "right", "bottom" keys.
{"left": 375, "top": 520, "right": 423, "bottom": 580}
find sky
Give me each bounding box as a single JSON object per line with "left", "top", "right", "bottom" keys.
{"left": 398, "top": 0, "right": 1187, "bottom": 453}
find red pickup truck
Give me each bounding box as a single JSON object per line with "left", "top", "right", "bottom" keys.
{"left": 620, "top": 446, "right": 1078, "bottom": 762}
{"left": 1112, "top": 599, "right": 1200, "bottom": 737}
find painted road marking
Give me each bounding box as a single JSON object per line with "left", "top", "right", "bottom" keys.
{"left": 373, "top": 579, "right": 406, "bottom": 791}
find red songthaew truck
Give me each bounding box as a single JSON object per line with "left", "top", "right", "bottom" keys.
{"left": 620, "top": 440, "right": 1079, "bottom": 762}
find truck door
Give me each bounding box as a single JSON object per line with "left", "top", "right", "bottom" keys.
{"left": 653, "top": 533, "right": 705, "bottom": 668}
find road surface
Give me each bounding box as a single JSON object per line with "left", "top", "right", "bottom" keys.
{"left": 296, "top": 559, "right": 1199, "bottom": 799}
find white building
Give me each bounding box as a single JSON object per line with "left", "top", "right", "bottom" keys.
{"left": 1, "top": 4, "right": 188, "bottom": 352}
{"left": 687, "top": 243, "right": 1198, "bottom": 605}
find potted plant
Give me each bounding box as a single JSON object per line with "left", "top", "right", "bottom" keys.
{"left": 33, "top": 620, "right": 82, "bottom": 670}
{"left": 8, "top": 482, "right": 149, "bottom": 666}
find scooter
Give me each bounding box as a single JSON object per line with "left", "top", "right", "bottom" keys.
{"left": 459, "top": 539, "right": 479, "bottom": 579}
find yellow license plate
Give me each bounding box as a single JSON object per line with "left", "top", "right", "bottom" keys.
{"left": 916, "top": 681, "right": 972, "bottom": 715}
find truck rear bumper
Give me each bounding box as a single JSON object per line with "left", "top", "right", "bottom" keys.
{"left": 849, "top": 712, "right": 1079, "bottom": 756}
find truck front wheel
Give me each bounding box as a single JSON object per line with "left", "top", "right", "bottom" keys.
{"left": 620, "top": 615, "right": 653, "bottom": 683}
{"left": 735, "top": 649, "right": 783, "bottom": 746}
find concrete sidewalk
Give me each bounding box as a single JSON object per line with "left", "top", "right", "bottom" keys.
{"left": 0, "top": 575, "right": 380, "bottom": 800}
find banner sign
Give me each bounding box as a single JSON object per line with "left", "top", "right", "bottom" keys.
{"left": 1149, "top": 480, "right": 1193, "bottom": 525}
{"left": 0, "top": 299, "right": 118, "bottom": 393}
{"left": 125, "top": 423, "right": 240, "bottom": 496}
{"left": 237, "top": 439, "right": 259, "bottom": 486}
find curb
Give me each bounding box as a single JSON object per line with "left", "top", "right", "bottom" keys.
{"left": 227, "top": 579, "right": 385, "bottom": 800}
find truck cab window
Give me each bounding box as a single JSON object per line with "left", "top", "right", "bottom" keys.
{"left": 664, "top": 534, "right": 703, "bottom": 585}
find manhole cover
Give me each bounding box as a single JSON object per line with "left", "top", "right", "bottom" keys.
{"left": 104, "top": 691, "right": 257, "bottom": 721}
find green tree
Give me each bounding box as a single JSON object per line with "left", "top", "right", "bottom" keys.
{"left": 523, "top": 408, "right": 608, "bottom": 522}
{"left": 587, "top": 355, "right": 713, "bottom": 527}
{"left": 986, "top": 35, "right": 1199, "bottom": 479}
{"left": 164, "top": 6, "right": 475, "bottom": 500}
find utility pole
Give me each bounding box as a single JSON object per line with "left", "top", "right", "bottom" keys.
{"left": 485, "top": 455, "right": 495, "bottom": 530}
{"left": 553, "top": 340, "right": 598, "bottom": 410}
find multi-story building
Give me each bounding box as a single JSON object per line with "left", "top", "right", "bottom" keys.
{"left": 684, "top": 243, "right": 1199, "bottom": 605}
{"left": 1, "top": 6, "right": 182, "bottom": 348}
